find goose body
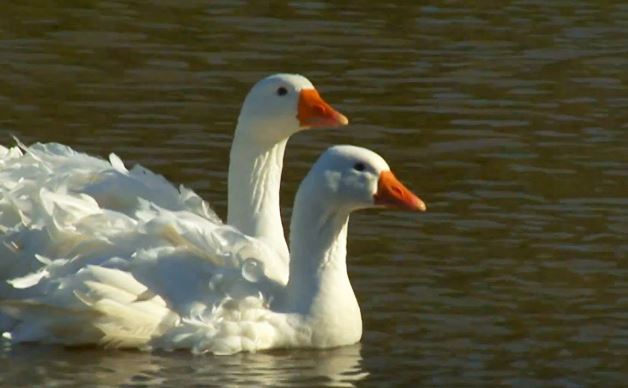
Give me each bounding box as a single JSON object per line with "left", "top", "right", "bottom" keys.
{"left": 1, "top": 145, "right": 425, "bottom": 354}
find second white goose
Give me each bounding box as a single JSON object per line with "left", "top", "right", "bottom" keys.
{"left": 2, "top": 145, "right": 425, "bottom": 355}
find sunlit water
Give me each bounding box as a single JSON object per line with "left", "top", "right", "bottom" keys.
{"left": 1, "top": 1, "right": 627, "bottom": 386}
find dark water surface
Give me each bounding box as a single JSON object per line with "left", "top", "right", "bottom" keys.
{"left": 1, "top": 1, "right": 627, "bottom": 386}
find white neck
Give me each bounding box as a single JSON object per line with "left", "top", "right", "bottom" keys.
{"left": 227, "top": 122, "right": 290, "bottom": 269}
{"left": 283, "top": 196, "right": 362, "bottom": 347}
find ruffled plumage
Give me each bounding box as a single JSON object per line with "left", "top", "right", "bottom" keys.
{"left": 0, "top": 141, "right": 301, "bottom": 354}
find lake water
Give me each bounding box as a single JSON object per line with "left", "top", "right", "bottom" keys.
{"left": 1, "top": 1, "right": 627, "bottom": 386}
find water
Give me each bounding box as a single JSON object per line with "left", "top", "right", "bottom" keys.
{"left": 1, "top": 1, "right": 627, "bottom": 386}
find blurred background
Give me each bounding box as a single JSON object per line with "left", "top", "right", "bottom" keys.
{"left": 1, "top": 1, "right": 627, "bottom": 386}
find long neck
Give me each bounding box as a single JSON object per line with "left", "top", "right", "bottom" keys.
{"left": 284, "top": 195, "right": 362, "bottom": 346}
{"left": 285, "top": 194, "right": 358, "bottom": 316}
{"left": 227, "top": 124, "right": 289, "bottom": 264}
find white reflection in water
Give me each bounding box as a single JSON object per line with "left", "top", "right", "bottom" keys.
{"left": 1, "top": 341, "right": 368, "bottom": 387}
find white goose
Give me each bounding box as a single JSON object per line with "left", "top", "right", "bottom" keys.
{"left": 1, "top": 145, "right": 425, "bottom": 355}
{"left": 0, "top": 74, "right": 347, "bottom": 284}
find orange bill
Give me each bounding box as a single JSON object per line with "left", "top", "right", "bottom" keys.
{"left": 297, "top": 89, "right": 349, "bottom": 128}
{"left": 373, "top": 171, "right": 426, "bottom": 211}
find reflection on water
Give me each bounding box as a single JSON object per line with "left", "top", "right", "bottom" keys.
{"left": 1, "top": 341, "right": 367, "bottom": 387}
{"left": 1, "top": 0, "right": 628, "bottom": 386}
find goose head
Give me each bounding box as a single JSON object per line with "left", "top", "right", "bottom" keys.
{"left": 236, "top": 74, "right": 348, "bottom": 142}
{"left": 300, "top": 145, "right": 426, "bottom": 213}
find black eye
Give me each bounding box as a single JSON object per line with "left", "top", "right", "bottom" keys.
{"left": 353, "top": 162, "right": 366, "bottom": 171}
{"left": 277, "top": 87, "right": 288, "bottom": 96}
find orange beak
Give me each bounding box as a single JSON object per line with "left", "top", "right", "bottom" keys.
{"left": 297, "top": 89, "right": 349, "bottom": 128}
{"left": 373, "top": 171, "right": 426, "bottom": 211}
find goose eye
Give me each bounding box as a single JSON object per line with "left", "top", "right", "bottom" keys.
{"left": 276, "top": 87, "right": 288, "bottom": 96}
{"left": 353, "top": 162, "right": 366, "bottom": 171}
